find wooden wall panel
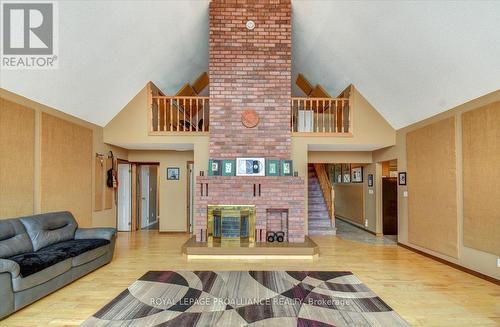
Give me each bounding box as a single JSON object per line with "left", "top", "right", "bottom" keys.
{"left": 407, "top": 117, "right": 458, "bottom": 258}
{"left": 41, "top": 113, "right": 92, "bottom": 227}
{"left": 0, "top": 99, "right": 35, "bottom": 218}
{"left": 334, "top": 184, "right": 364, "bottom": 225}
{"left": 94, "top": 156, "right": 104, "bottom": 211}
{"left": 462, "top": 101, "right": 500, "bottom": 256}
{"left": 104, "top": 158, "right": 113, "bottom": 209}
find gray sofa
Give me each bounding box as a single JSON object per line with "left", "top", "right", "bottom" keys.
{"left": 0, "top": 211, "right": 116, "bottom": 319}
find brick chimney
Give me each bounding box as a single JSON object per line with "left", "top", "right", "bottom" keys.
{"left": 208, "top": 0, "right": 292, "bottom": 158}
{"left": 195, "top": 0, "right": 305, "bottom": 243}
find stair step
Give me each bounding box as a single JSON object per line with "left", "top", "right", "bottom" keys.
{"left": 308, "top": 164, "right": 336, "bottom": 236}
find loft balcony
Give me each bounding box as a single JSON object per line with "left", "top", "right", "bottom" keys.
{"left": 148, "top": 94, "right": 352, "bottom": 136}
{"left": 147, "top": 73, "right": 352, "bottom": 136}
{"left": 149, "top": 95, "right": 210, "bottom": 135}
{"left": 290, "top": 96, "right": 351, "bottom": 135}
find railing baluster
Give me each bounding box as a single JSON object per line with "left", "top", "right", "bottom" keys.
{"left": 348, "top": 99, "right": 352, "bottom": 134}
{"left": 151, "top": 98, "right": 155, "bottom": 133}
{"left": 163, "top": 98, "right": 167, "bottom": 132}
{"left": 157, "top": 98, "right": 161, "bottom": 132}
{"left": 341, "top": 100, "right": 345, "bottom": 133}
{"left": 202, "top": 98, "right": 205, "bottom": 132}
{"left": 196, "top": 99, "right": 199, "bottom": 131}
{"left": 313, "top": 99, "right": 316, "bottom": 133}
{"left": 190, "top": 98, "right": 193, "bottom": 132}
{"left": 321, "top": 101, "right": 326, "bottom": 133}
{"left": 324, "top": 99, "right": 327, "bottom": 133}
{"left": 334, "top": 100, "right": 338, "bottom": 133}
{"left": 169, "top": 98, "right": 173, "bottom": 132}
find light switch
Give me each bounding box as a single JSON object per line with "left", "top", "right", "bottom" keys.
{"left": 403, "top": 191, "right": 408, "bottom": 197}
{"left": 368, "top": 189, "right": 374, "bottom": 195}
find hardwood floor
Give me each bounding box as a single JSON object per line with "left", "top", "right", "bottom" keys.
{"left": 2, "top": 231, "right": 499, "bottom": 326}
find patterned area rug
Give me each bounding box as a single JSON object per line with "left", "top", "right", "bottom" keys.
{"left": 83, "top": 271, "right": 409, "bottom": 326}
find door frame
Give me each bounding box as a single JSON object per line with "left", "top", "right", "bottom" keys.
{"left": 134, "top": 162, "right": 160, "bottom": 230}
{"left": 116, "top": 159, "right": 132, "bottom": 231}
{"left": 186, "top": 161, "right": 194, "bottom": 233}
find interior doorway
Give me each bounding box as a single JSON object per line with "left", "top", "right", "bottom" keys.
{"left": 381, "top": 159, "right": 398, "bottom": 239}
{"left": 117, "top": 162, "right": 131, "bottom": 231}
{"left": 138, "top": 165, "right": 159, "bottom": 230}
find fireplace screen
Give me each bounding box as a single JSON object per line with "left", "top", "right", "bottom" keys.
{"left": 208, "top": 205, "right": 255, "bottom": 243}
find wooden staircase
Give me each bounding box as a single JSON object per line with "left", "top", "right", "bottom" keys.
{"left": 308, "top": 164, "right": 336, "bottom": 236}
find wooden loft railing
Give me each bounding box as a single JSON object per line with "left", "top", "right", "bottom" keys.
{"left": 313, "top": 163, "right": 335, "bottom": 227}
{"left": 149, "top": 96, "right": 209, "bottom": 134}
{"left": 291, "top": 97, "right": 352, "bottom": 135}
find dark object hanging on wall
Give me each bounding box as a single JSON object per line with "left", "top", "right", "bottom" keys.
{"left": 267, "top": 231, "right": 276, "bottom": 242}
{"left": 106, "top": 151, "right": 116, "bottom": 188}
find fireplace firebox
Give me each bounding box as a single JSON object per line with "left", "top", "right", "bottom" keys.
{"left": 207, "top": 205, "right": 256, "bottom": 244}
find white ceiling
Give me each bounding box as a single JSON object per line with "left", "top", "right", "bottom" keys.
{"left": 1, "top": 1, "right": 499, "bottom": 129}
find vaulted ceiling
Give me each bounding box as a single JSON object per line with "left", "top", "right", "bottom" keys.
{"left": 1, "top": 1, "right": 499, "bottom": 129}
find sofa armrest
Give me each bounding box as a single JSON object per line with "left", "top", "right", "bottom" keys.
{"left": 0, "top": 259, "right": 20, "bottom": 279}
{"left": 75, "top": 228, "right": 117, "bottom": 241}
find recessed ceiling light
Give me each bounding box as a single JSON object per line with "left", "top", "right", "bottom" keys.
{"left": 246, "top": 20, "right": 255, "bottom": 30}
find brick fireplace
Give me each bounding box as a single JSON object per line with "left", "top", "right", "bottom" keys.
{"left": 195, "top": 0, "right": 305, "bottom": 243}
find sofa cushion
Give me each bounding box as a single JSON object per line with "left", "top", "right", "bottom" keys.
{"left": 20, "top": 212, "right": 78, "bottom": 251}
{"left": 8, "top": 250, "right": 69, "bottom": 277}
{"left": 8, "top": 239, "right": 109, "bottom": 279}
{"left": 0, "top": 219, "right": 33, "bottom": 258}
{"left": 41, "top": 239, "right": 110, "bottom": 260}
{"left": 72, "top": 244, "right": 109, "bottom": 267}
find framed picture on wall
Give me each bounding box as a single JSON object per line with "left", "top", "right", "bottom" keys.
{"left": 266, "top": 159, "right": 280, "bottom": 176}
{"left": 236, "top": 158, "right": 265, "bottom": 176}
{"left": 398, "top": 172, "right": 407, "bottom": 185}
{"left": 208, "top": 159, "right": 222, "bottom": 176}
{"left": 351, "top": 166, "right": 363, "bottom": 183}
{"left": 222, "top": 160, "right": 235, "bottom": 176}
{"left": 333, "top": 164, "right": 342, "bottom": 183}
{"left": 368, "top": 174, "right": 374, "bottom": 187}
{"left": 280, "top": 160, "right": 293, "bottom": 176}
{"left": 167, "top": 167, "right": 180, "bottom": 180}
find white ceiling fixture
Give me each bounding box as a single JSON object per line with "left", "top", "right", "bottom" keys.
{"left": 1, "top": 1, "right": 499, "bottom": 129}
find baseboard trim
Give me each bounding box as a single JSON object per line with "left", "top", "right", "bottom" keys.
{"left": 335, "top": 216, "right": 377, "bottom": 236}
{"left": 397, "top": 242, "right": 500, "bottom": 286}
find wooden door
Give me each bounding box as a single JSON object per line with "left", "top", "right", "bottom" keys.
{"left": 382, "top": 177, "right": 398, "bottom": 235}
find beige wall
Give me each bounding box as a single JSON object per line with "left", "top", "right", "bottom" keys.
{"left": 308, "top": 151, "right": 372, "bottom": 164}
{"left": 334, "top": 183, "right": 364, "bottom": 225}
{"left": 373, "top": 89, "right": 500, "bottom": 280}
{"left": 0, "top": 89, "right": 128, "bottom": 227}
{"left": 103, "top": 83, "right": 209, "bottom": 184}
{"left": 128, "top": 150, "right": 193, "bottom": 232}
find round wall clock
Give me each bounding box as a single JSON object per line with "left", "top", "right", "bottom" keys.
{"left": 246, "top": 20, "right": 255, "bottom": 30}
{"left": 241, "top": 109, "right": 259, "bottom": 128}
